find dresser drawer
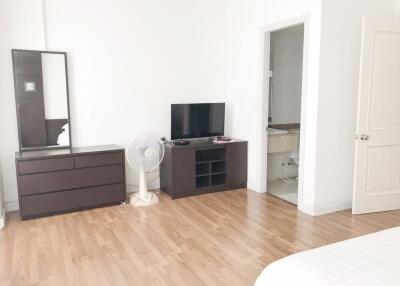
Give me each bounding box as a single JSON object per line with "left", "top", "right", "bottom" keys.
{"left": 74, "top": 151, "right": 124, "bottom": 168}
{"left": 20, "top": 183, "right": 125, "bottom": 218}
{"left": 18, "top": 164, "right": 124, "bottom": 196}
{"left": 18, "top": 157, "right": 74, "bottom": 175}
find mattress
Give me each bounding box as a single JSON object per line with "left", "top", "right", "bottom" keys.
{"left": 255, "top": 227, "right": 400, "bottom": 286}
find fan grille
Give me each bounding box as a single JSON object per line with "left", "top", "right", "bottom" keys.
{"left": 126, "top": 134, "right": 164, "bottom": 172}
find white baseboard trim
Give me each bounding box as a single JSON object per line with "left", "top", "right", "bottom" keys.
{"left": 4, "top": 189, "right": 351, "bottom": 217}
{"left": 312, "top": 200, "right": 352, "bottom": 216}
{"left": 6, "top": 200, "right": 19, "bottom": 212}
{"left": 297, "top": 199, "right": 352, "bottom": 217}
{"left": 247, "top": 181, "right": 262, "bottom": 193}
{"left": 298, "top": 203, "right": 314, "bottom": 216}
{"left": 0, "top": 208, "right": 5, "bottom": 230}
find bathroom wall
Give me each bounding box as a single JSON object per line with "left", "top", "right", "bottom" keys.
{"left": 267, "top": 25, "right": 303, "bottom": 184}
{"left": 267, "top": 130, "right": 300, "bottom": 182}
{"left": 269, "top": 25, "right": 304, "bottom": 125}
{"left": 267, "top": 151, "right": 298, "bottom": 181}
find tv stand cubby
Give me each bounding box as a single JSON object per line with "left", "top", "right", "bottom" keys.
{"left": 196, "top": 149, "right": 226, "bottom": 188}
{"left": 160, "top": 139, "right": 247, "bottom": 199}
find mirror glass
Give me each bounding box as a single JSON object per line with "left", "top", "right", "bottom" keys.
{"left": 12, "top": 50, "right": 71, "bottom": 150}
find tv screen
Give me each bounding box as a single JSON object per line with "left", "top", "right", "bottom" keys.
{"left": 171, "top": 103, "right": 225, "bottom": 140}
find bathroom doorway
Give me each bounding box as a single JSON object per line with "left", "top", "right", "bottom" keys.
{"left": 263, "top": 22, "right": 305, "bottom": 205}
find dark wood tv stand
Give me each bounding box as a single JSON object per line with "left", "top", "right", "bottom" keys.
{"left": 160, "top": 139, "right": 247, "bottom": 199}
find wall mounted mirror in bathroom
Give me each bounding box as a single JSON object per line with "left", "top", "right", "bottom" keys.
{"left": 12, "top": 49, "right": 71, "bottom": 151}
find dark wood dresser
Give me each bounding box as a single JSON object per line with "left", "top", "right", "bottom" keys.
{"left": 15, "top": 145, "right": 126, "bottom": 219}
{"left": 160, "top": 139, "right": 247, "bottom": 199}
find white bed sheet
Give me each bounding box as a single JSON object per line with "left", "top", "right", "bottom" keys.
{"left": 255, "top": 226, "right": 400, "bottom": 286}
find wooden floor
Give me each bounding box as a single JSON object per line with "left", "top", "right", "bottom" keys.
{"left": 1, "top": 189, "right": 400, "bottom": 286}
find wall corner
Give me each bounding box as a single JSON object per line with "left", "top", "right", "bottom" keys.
{"left": 0, "top": 208, "right": 5, "bottom": 230}
{"left": 396, "top": 0, "right": 400, "bottom": 18}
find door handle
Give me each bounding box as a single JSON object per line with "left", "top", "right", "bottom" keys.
{"left": 359, "top": 134, "right": 369, "bottom": 140}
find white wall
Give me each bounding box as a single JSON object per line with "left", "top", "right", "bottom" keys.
{"left": 0, "top": 3, "right": 5, "bottom": 222}
{"left": 2, "top": 0, "right": 397, "bottom": 215}
{"left": 396, "top": 0, "right": 400, "bottom": 17}
{"left": 270, "top": 25, "right": 304, "bottom": 125}
{"left": 0, "top": 0, "right": 227, "bottom": 208}
{"left": 226, "top": 0, "right": 322, "bottom": 213}
{"left": 313, "top": 0, "right": 395, "bottom": 214}
{"left": 0, "top": 159, "right": 4, "bottom": 229}
{"left": 226, "top": 0, "right": 397, "bottom": 215}
{"left": 0, "top": 0, "right": 46, "bottom": 211}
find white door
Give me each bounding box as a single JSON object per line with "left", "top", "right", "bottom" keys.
{"left": 353, "top": 17, "right": 400, "bottom": 214}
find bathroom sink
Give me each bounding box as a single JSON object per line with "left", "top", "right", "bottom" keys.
{"left": 267, "top": 128, "right": 288, "bottom": 135}
{"left": 267, "top": 131, "right": 299, "bottom": 153}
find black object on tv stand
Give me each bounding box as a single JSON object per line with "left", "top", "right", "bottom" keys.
{"left": 160, "top": 139, "right": 247, "bottom": 199}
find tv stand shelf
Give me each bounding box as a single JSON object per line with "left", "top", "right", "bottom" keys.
{"left": 160, "top": 139, "right": 247, "bottom": 199}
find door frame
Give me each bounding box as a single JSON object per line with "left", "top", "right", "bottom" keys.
{"left": 258, "top": 14, "right": 309, "bottom": 210}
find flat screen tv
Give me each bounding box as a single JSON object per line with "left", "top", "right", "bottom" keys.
{"left": 171, "top": 103, "right": 225, "bottom": 140}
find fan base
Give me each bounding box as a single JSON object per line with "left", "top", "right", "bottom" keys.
{"left": 129, "top": 192, "right": 159, "bottom": 206}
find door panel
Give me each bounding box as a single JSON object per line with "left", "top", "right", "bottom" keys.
{"left": 365, "top": 146, "right": 400, "bottom": 195}
{"left": 353, "top": 18, "right": 400, "bottom": 214}
{"left": 173, "top": 170, "right": 195, "bottom": 193}
{"left": 226, "top": 143, "right": 248, "bottom": 187}
{"left": 173, "top": 149, "right": 195, "bottom": 171}
{"left": 369, "top": 32, "right": 400, "bottom": 130}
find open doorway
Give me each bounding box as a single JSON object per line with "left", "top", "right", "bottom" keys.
{"left": 264, "top": 23, "right": 305, "bottom": 205}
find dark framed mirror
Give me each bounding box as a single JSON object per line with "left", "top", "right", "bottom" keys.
{"left": 12, "top": 49, "right": 72, "bottom": 151}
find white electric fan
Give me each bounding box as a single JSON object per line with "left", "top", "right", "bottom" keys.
{"left": 126, "top": 134, "right": 165, "bottom": 206}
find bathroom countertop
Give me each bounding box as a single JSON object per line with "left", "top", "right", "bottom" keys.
{"left": 267, "top": 131, "right": 299, "bottom": 153}
{"left": 267, "top": 128, "right": 300, "bottom": 136}
{"left": 287, "top": 128, "right": 300, "bottom": 134}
